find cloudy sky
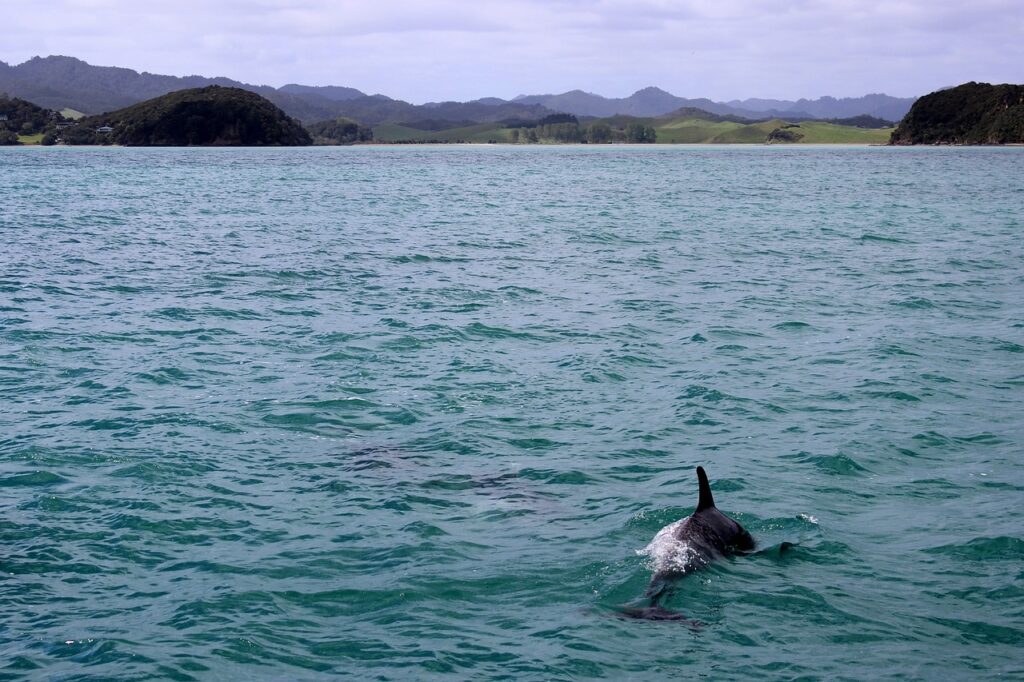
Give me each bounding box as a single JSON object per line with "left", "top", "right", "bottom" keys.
{"left": 4, "top": 0, "right": 1022, "bottom": 103}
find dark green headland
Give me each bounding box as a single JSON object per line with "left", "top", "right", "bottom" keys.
{"left": 59, "top": 86, "right": 312, "bottom": 146}
{"left": 890, "top": 82, "right": 1024, "bottom": 145}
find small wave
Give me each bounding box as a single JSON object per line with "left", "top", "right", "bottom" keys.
{"left": 517, "top": 468, "right": 595, "bottom": 484}
{"left": 858, "top": 233, "right": 910, "bottom": 244}
{"left": 924, "top": 536, "right": 1023, "bottom": 561}
{"left": 865, "top": 390, "right": 921, "bottom": 402}
{"left": 773, "top": 321, "right": 814, "bottom": 330}
{"left": 892, "top": 297, "right": 936, "bottom": 309}
{"left": 0, "top": 471, "right": 68, "bottom": 487}
{"left": 707, "top": 327, "right": 765, "bottom": 339}
{"left": 464, "top": 322, "right": 548, "bottom": 341}
{"left": 134, "top": 367, "right": 192, "bottom": 385}
{"left": 783, "top": 451, "right": 868, "bottom": 476}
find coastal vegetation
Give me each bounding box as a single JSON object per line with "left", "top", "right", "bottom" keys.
{"left": 0, "top": 94, "right": 65, "bottom": 144}
{"left": 58, "top": 86, "right": 312, "bottom": 146}
{"left": 369, "top": 109, "right": 891, "bottom": 144}
{"left": 890, "top": 82, "right": 1024, "bottom": 145}
{"left": 306, "top": 117, "right": 373, "bottom": 145}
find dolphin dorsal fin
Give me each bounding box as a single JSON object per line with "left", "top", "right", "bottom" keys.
{"left": 695, "top": 466, "right": 715, "bottom": 512}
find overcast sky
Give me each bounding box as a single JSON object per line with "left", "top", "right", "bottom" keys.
{"left": 4, "top": 0, "right": 1022, "bottom": 103}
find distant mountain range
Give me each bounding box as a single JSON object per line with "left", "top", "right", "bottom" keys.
{"left": 0, "top": 55, "right": 918, "bottom": 125}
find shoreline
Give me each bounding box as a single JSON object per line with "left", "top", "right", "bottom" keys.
{"left": 6, "top": 141, "right": 1023, "bottom": 149}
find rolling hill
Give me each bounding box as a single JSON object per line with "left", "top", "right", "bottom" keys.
{"left": 60, "top": 86, "right": 312, "bottom": 146}
{"left": 889, "top": 82, "right": 1024, "bottom": 145}
{"left": 369, "top": 109, "right": 893, "bottom": 145}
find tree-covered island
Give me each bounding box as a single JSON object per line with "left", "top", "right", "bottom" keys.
{"left": 890, "top": 82, "right": 1024, "bottom": 145}
{"left": 57, "top": 86, "right": 312, "bottom": 146}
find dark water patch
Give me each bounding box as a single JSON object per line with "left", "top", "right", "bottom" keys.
{"left": 892, "top": 296, "right": 936, "bottom": 309}
{"left": 496, "top": 285, "right": 543, "bottom": 297}
{"left": 245, "top": 288, "right": 318, "bottom": 301}
{"left": 42, "top": 638, "right": 147, "bottom": 667}
{"left": 260, "top": 411, "right": 357, "bottom": 435}
{"left": 98, "top": 283, "right": 154, "bottom": 294}
{"left": 21, "top": 495, "right": 90, "bottom": 513}
{"left": 463, "top": 322, "right": 549, "bottom": 342}
{"left": 707, "top": 327, "right": 765, "bottom": 339}
{"left": 923, "top": 536, "right": 1024, "bottom": 562}
{"left": 506, "top": 437, "right": 566, "bottom": 450}
{"left": 1, "top": 558, "right": 107, "bottom": 576}
{"left": 897, "top": 478, "right": 964, "bottom": 498}
{"left": 0, "top": 471, "right": 68, "bottom": 487}
{"left": 873, "top": 343, "right": 920, "bottom": 358}
{"left": 134, "top": 367, "right": 193, "bottom": 385}
{"left": 517, "top": 468, "right": 598, "bottom": 485}
{"left": 920, "top": 372, "right": 956, "bottom": 384}
{"left": 858, "top": 233, "right": 911, "bottom": 244}
{"left": 316, "top": 347, "right": 376, "bottom": 362}
{"left": 925, "top": 617, "right": 1024, "bottom": 646}
{"left": 765, "top": 539, "right": 853, "bottom": 566}
{"left": 110, "top": 456, "right": 216, "bottom": 477}
{"left": 678, "top": 384, "right": 751, "bottom": 404}
{"left": 392, "top": 253, "right": 471, "bottom": 264}
{"left": 864, "top": 390, "right": 921, "bottom": 402}
{"left": 743, "top": 585, "right": 873, "bottom": 627}
{"left": 772, "top": 321, "right": 814, "bottom": 331}
{"left": 782, "top": 451, "right": 869, "bottom": 476}
{"left": 994, "top": 341, "right": 1024, "bottom": 353}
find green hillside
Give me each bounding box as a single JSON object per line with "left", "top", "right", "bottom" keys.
{"left": 61, "top": 86, "right": 312, "bottom": 146}
{"left": 1, "top": 94, "right": 64, "bottom": 144}
{"left": 371, "top": 111, "right": 892, "bottom": 145}
{"left": 652, "top": 115, "right": 890, "bottom": 143}
{"left": 373, "top": 122, "right": 514, "bottom": 143}
{"left": 890, "top": 81, "right": 1024, "bottom": 144}
{"left": 788, "top": 121, "right": 892, "bottom": 143}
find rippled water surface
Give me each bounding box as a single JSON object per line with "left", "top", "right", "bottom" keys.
{"left": 2, "top": 145, "right": 1023, "bottom": 680}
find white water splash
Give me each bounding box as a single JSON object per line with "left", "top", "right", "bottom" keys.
{"left": 636, "top": 518, "right": 703, "bottom": 574}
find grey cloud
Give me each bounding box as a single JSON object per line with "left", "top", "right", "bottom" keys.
{"left": 4, "top": 0, "right": 1022, "bottom": 103}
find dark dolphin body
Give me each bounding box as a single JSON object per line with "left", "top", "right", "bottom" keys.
{"left": 623, "top": 466, "right": 754, "bottom": 621}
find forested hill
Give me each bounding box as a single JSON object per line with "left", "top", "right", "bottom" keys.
{"left": 889, "top": 82, "right": 1024, "bottom": 145}
{"left": 0, "top": 94, "right": 60, "bottom": 144}
{"left": 61, "top": 87, "right": 312, "bottom": 146}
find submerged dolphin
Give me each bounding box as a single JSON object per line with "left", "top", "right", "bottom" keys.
{"left": 623, "top": 466, "right": 754, "bottom": 621}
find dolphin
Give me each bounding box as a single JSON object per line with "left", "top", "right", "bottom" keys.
{"left": 622, "top": 466, "right": 754, "bottom": 621}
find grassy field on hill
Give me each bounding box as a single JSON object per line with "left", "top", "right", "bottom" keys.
{"left": 653, "top": 117, "right": 891, "bottom": 143}
{"left": 372, "top": 114, "right": 892, "bottom": 144}
{"left": 373, "top": 122, "right": 515, "bottom": 143}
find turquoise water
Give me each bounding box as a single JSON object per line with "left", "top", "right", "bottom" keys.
{"left": 1, "top": 145, "right": 1022, "bottom": 680}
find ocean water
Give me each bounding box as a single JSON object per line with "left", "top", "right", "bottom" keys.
{"left": 1, "top": 145, "right": 1022, "bottom": 680}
